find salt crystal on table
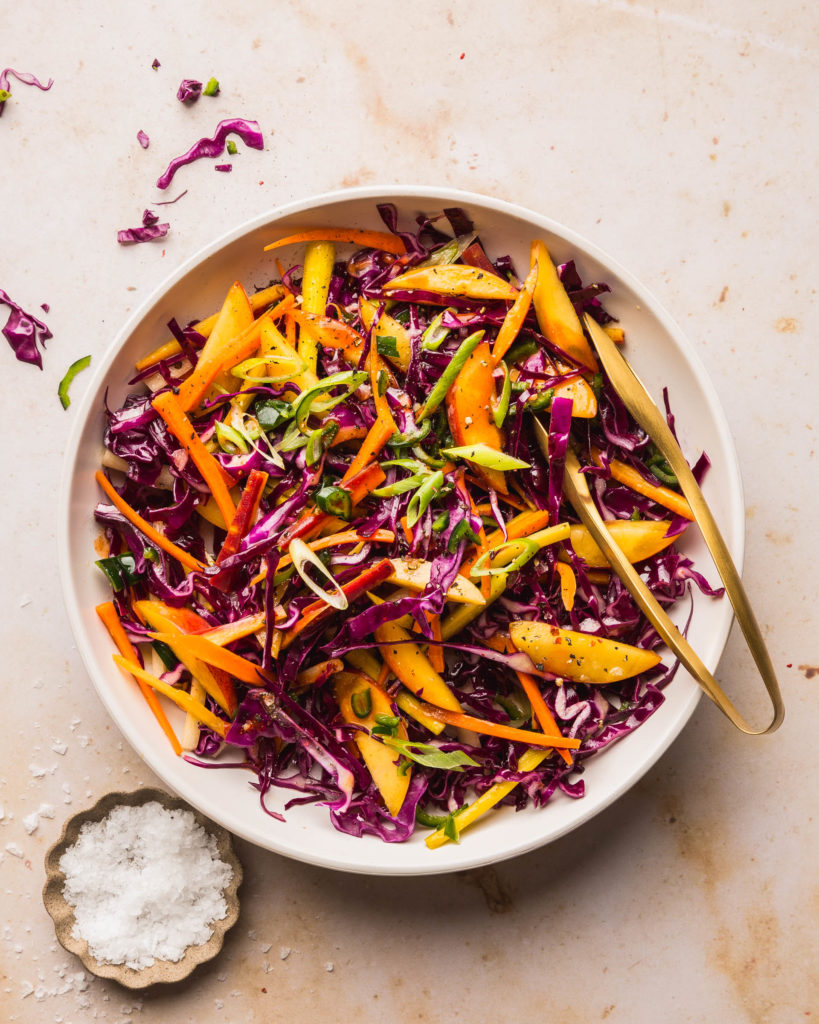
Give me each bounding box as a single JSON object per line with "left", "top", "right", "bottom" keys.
{"left": 280, "top": 946, "right": 291, "bottom": 960}
{"left": 59, "top": 801, "right": 232, "bottom": 971}
{"left": 51, "top": 741, "right": 67, "bottom": 756}
{"left": 6, "top": 842, "right": 23, "bottom": 858}
{"left": 22, "top": 813, "right": 39, "bottom": 835}
{"left": 325, "top": 962, "right": 334, "bottom": 972}
{"left": 39, "top": 804, "right": 55, "bottom": 819}
{"left": 29, "top": 765, "right": 47, "bottom": 779}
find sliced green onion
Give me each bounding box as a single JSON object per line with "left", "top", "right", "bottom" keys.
{"left": 416, "top": 233, "right": 477, "bottom": 270}
{"left": 406, "top": 469, "right": 445, "bottom": 527}
{"left": 203, "top": 76, "right": 220, "bottom": 96}
{"left": 277, "top": 420, "right": 309, "bottom": 452}
{"left": 305, "top": 424, "right": 331, "bottom": 466}
{"left": 315, "top": 483, "right": 353, "bottom": 520}
{"left": 291, "top": 370, "right": 367, "bottom": 430}
{"left": 383, "top": 737, "right": 479, "bottom": 771}
{"left": 376, "top": 335, "right": 399, "bottom": 358}
{"left": 58, "top": 355, "right": 91, "bottom": 410}
{"left": 491, "top": 360, "right": 512, "bottom": 428}
{"left": 469, "top": 524, "right": 570, "bottom": 578}
{"left": 372, "top": 474, "right": 429, "bottom": 498}
{"left": 420, "top": 310, "right": 451, "bottom": 351}
{"left": 226, "top": 140, "right": 238, "bottom": 156}
{"left": 411, "top": 445, "right": 447, "bottom": 468}
{"left": 415, "top": 807, "right": 465, "bottom": 837}
{"left": 417, "top": 330, "right": 484, "bottom": 421}
{"left": 288, "top": 538, "right": 349, "bottom": 611}
{"left": 215, "top": 420, "right": 248, "bottom": 454}
{"left": 441, "top": 442, "right": 531, "bottom": 472}
{"left": 350, "top": 688, "right": 372, "bottom": 719}
{"left": 495, "top": 690, "right": 532, "bottom": 725}
{"left": 232, "top": 356, "right": 306, "bottom": 384}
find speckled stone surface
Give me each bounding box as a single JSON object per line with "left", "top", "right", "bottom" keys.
{"left": 1, "top": 2, "right": 816, "bottom": 1021}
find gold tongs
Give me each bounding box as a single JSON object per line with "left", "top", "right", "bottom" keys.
{"left": 533, "top": 314, "right": 784, "bottom": 735}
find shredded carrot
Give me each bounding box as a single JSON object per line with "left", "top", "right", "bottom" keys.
{"left": 514, "top": 670, "right": 574, "bottom": 766}
{"left": 151, "top": 391, "right": 237, "bottom": 529}
{"left": 96, "top": 603, "right": 182, "bottom": 755}
{"left": 376, "top": 659, "right": 391, "bottom": 688}
{"left": 456, "top": 471, "right": 492, "bottom": 600}
{"left": 175, "top": 294, "right": 294, "bottom": 412}
{"left": 343, "top": 416, "right": 395, "bottom": 483}
{"left": 594, "top": 449, "right": 694, "bottom": 521}
{"left": 417, "top": 703, "right": 580, "bottom": 749}
{"left": 112, "top": 656, "right": 228, "bottom": 737}
{"left": 329, "top": 425, "right": 368, "bottom": 447}
{"left": 147, "top": 631, "right": 264, "bottom": 684}
{"left": 288, "top": 309, "right": 366, "bottom": 350}
{"left": 491, "top": 260, "right": 538, "bottom": 365}
{"left": 484, "top": 509, "right": 550, "bottom": 549}
{"left": 399, "top": 515, "right": 414, "bottom": 546}
{"left": 216, "top": 469, "right": 268, "bottom": 565}
{"left": 264, "top": 228, "right": 407, "bottom": 257}
{"left": 555, "top": 561, "right": 577, "bottom": 611}
{"left": 95, "top": 471, "right": 205, "bottom": 573}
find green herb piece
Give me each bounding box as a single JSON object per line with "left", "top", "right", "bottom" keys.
{"left": 629, "top": 508, "right": 643, "bottom": 521}
{"left": 315, "top": 482, "right": 353, "bottom": 520}
{"left": 226, "top": 140, "right": 238, "bottom": 155}
{"left": 350, "top": 688, "right": 372, "bottom": 719}
{"left": 591, "top": 372, "right": 604, "bottom": 398}
{"left": 215, "top": 420, "right": 248, "bottom": 454}
{"left": 447, "top": 518, "right": 481, "bottom": 553}
{"left": 95, "top": 553, "right": 143, "bottom": 592}
{"left": 432, "top": 511, "right": 450, "bottom": 533}
{"left": 377, "top": 369, "right": 389, "bottom": 396}
{"left": 203, "top": 77, "right": 220, "bottom": 96}
{"left": 417, "top": 330, "right": 484, "bottom": 420}
{"left": 420, "top": 310, "right": 451, "bottom": 352}
{"left": 151, "top": 640, "right": 178, "bottom": 671}
{"left": 391, "top": 306, "right": 410, "bottom": 325}
{"left": 442, "top": 812, "right": 461, "bottom": 843}
{"left": 440, "top": 442, "right": 531, "bottom": 472}
{"left": 255, "top": 397, "right": 293, "bottom": 431}
{"left": 406, "top": 469, "right": 445, "bottom": 527}
{"left": 376, "top": 335, "right": 399, "bottom": 358}
{"left": 57, "top": 355, "right": 92, "bottom": 410}
{"left": 383, "top": 737, "right": 479, "bottom": 771}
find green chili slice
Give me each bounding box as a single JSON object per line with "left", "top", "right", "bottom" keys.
{"left": 417, "top": 330, "right": 484, "bottom": 420}
{"left": 58, "top": 355, "right": 91, "bottom": 410}
{"left": 350, "top": 688, "right": 373, "bottom": 719}
{"left": 315, "top": 483, "right": 353, "bottom": 520}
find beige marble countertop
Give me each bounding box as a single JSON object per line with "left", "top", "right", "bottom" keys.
{"left": 1, "top": 2, "right": 816, "bottom": 1021}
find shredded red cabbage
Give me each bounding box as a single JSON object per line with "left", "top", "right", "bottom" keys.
{"left": 137, "top": 129, "right": 150, "bottom": 149}
{"left": 177, "top": 79, "right": 202, "bottom": 103}
{"left": 1, "top": 288, "right": 52, "bottom": 369}
{"left": 156, "top": 118, "right": 264, "bottom": 189}
{"left": 0, "top": 68, "right": 53, "bottom": 117}
{"left": 117, "top": 208, "right": 170, "bottom": 245}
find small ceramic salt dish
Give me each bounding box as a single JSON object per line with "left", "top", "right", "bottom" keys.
{"left": 43, "top": 787, "right": 242, "bottom": 989}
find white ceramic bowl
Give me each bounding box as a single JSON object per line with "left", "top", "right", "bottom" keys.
{"left": 59, "top": 187, "right": 743, "bottom": 875}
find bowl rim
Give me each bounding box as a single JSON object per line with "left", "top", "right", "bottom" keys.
{"left": 58, "top": 185, "right": 744, "bottom": 875}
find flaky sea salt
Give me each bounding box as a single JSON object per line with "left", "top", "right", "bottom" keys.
{"left": 59, "top": 801, "right": 232, "bottom": 970}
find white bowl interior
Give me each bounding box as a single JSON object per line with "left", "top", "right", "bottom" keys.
{"left": 59, "top": 187, "right": 743, "bottom": 875}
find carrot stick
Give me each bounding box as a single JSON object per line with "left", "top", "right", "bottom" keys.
{"left": 484, "top": 509, "right": 551, "bottom": 549}
{"left": 595, "top": 450, "right": 694, "bottom": 521}
{"left": 514, "top": 671, "right": 574, "bottom": 766}
{"left": 151, "top": 391, "right": 237, "bottom": 529}
{"left": 175, "top": 294, "right": 295, "bottom": 411}
{"left": 281, "top": 558, "right": 393, "bottom": 648}
{"left": 134, "top": 285, "right": 286, "bottom": 372}
{"left": 216, "top": 469, "right": 268, "bottom": 564}
{"left": 554, "top": 561, "right": 577, "bottom": 612}
{"left": 96, "top": 602, "right": 182, "bottom": 755}
{"left": 456, "top": 471, "right": 492, "bottom": 600}
{"left": 417, "top": 703, "right": 580, "bottom": 749}
{"left": 264, "top": 228, "right": 407, "bottom": 256}
{"left": 343, "top": 416, "right": 395, "bottom": 482}
{"left": 491, "top": 261, "right": 538, "bottom": 366}
{"left": 95, "top": 471, "right": 205, "bottom": 573}
{"left": 288, "top": 309, "right": 365, "bottom": 350}
{"left": 112, "top": 655, "right": 228, "bottom": 737}
{"left": 147, "top": 631, "right": 265, "bottom": 685}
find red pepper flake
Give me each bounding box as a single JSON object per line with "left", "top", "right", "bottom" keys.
{"left": 786, "top": 663, "right": 793, "bottom": 668}
{"left": 459, "top": 52, "right": 465, "bottom": 59}
{"left": 258, "top": 180, "right": 264, "bottom": 185}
